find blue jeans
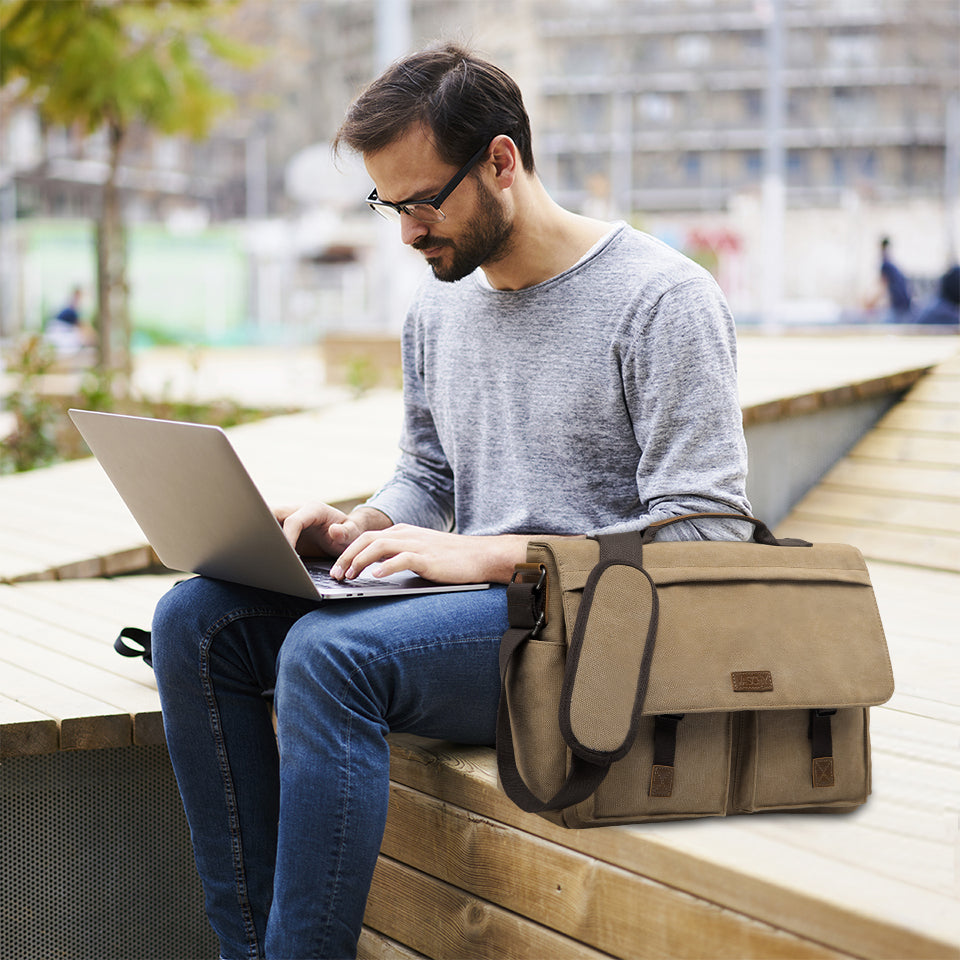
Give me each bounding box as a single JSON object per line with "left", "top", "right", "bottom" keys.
{"left": 151, "top": 576, "right": 507, "bottom": 960}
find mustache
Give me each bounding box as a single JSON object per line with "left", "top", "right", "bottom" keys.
{"left": 411, "top": 235, "right": 451, "bottom": 252}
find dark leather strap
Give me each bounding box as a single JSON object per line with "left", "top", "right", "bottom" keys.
{"left": 639, "top": 512, "right": 811, "bottom": 547}
{"left": 114, "top": 627, "right": 153, "bottom": 668}
{"left": 809, "top": 709, "right": 837, "bottom": 788}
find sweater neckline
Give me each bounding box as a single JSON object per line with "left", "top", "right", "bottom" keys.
{"left": 471, "top": 221, "right": 626, "bottom": 295}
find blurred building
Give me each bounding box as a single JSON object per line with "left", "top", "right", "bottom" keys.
{"left": 1, "top": 0, "right": 958, "bottom": 335}
{"left": 535, "top": 0, "right": 959, "bottom": 216}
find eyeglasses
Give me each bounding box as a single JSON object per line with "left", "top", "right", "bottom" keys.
{"left": 366, "top": 142, "right": 489, "bottom": 223}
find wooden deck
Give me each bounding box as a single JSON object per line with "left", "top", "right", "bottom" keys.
{"left": 2, "top": 333, "right": 956, "bottom": 587}
{"left": 1, "top": 334, "right": 958, "bottom": 958}
{"left": 0, "top": 390, "right": 404, "bottom": 584}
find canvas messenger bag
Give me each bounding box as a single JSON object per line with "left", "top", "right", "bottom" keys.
{"left": 497, "top": 513, "right": 894, "bottom": 829}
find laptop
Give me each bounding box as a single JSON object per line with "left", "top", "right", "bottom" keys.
{"left": 68, "top": 409, "right": 490, "bottom": 602}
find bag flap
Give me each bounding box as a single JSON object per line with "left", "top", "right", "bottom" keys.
{"left": 527, "top": 537, "right": 894, "bottom": 713}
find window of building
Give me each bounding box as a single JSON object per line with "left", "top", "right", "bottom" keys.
{"left": 683, "top": 151, "right": 702, "bottom": 183}
{"left": 558, "top": 151, "right": 608, "bottom": 192}
{"left": 742, "top": 89, "right": 763, "bottom": 121}
{"left": 638, "top": 93, "right": 674, "bottom": 125}
{"left": 786, "top": 149, "right": 808, "bottom": 185}
{"left": 828, "top": 31, "right": 877, "bottom": 68}
{"left": 676, "top": 34, "right": 710, "bottom": 66}
{"left": 741, "top": 30, "right": 765, "bottom": 63}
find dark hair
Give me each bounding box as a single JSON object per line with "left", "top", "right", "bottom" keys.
{"left": 333, "top": 42, "right": 535, "bottom": 173}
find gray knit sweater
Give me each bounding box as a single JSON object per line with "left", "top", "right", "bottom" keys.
{"left": 366, "top": 223, "right": 751, "bottom": 541}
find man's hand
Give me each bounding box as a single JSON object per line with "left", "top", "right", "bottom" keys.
{"left": 274, "top": 502, "right": 392, "bottom": 558}
{"left": 330, "top": 523, "right": 529, "bottom": 585}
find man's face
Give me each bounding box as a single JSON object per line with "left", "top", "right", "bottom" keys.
{"left": 365, "top": 128, "right": 513, "bottom": 283}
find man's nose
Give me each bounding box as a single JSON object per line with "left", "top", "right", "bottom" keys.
{"left": 399, "top": 212, "right": 429, "bottom": 246}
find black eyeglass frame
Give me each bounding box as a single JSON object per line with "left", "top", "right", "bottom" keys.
{"left": 366, "top": 142, "right": 490, "bottom": 223}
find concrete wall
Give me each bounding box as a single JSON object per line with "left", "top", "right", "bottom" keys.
{"left": 744, "top": 393, "right": 899, "bottom": 527}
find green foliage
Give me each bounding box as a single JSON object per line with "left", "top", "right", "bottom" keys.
{"left": 344, "top": 355, "right": 380, "bottom": 398}
{"left": 0, "top": 334, "right": 279, "bottom": 473}
{"left": 0, "top": 0, "right": 256, "bottom": 139}
{"left": 0, "top": 335, "right": 61, "bottom": 473}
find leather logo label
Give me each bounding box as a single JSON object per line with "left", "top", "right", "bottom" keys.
{"left": 812, "top": 757, "right": 835, "bottom": 788}
{"left": 648, "top": 764, "right": 675, "bottom": 798}
{"left": 731, "top": 670, "right": 774, "bottom": 692}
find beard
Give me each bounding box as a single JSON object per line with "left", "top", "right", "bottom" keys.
{"left": 412, "top": 177, "right": 513, "bottom": 283}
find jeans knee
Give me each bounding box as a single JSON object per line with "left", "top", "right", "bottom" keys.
{"left": 151, "top": 578, "right": 209, "bottom": 682}
{"left": 274, "top": 616, "right": 373, "bottom": 705}
{"left": 151, "top": 577, "right": 251, "bottom": 681}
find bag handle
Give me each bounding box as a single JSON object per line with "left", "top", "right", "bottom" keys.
{"left": 640, "top": 511, "right": 811, "bottom": 547}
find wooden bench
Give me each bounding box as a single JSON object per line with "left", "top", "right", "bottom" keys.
{"left": 2, "top": 336, "right": 958, "bottom": 959}
{"left": 2, "top": 559, "right": 956, "bottom": 959}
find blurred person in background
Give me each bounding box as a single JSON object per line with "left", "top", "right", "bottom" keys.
{"left": 868, "top": 236, "right": 914, "bottom": 322}
{"left": 45, "top": 285, "right": 94, "bottom": 356}
{"left": 916, "top": 263, "right": 959, "bottom": 327}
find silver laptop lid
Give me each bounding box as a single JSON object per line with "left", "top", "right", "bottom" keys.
{"left": 68, "top": 409, "right": 488, "bottom": 602}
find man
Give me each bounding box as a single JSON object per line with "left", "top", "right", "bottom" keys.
{"left": 152, "top": 43, "right": 750, "bottom": 960}
{"left": 45, "top": 285, "right": 94, "bottom": 355}
{"left": 878, "top": 236, "right": 913, "bottom": 321}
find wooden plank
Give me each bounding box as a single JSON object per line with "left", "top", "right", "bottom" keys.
{"left": 819, "top": 459, "right": 960, "bottom": 500}
{"left": 0, "top": 580, "right": 167, "bottom": 749}
{"left": 0, "top": 634, "right": 161, "bottom": 720}
{"left": 0, "top": 598, "right": 157, "bottom": 684}
{"left": 907, "top": 375, "right": 960, "bottom": 404}
{"left": 735, "top": 336, "right": 959, "bottom": 409}
{"left": 886, "top": 693, "right": 960, "bottom": 727}
{"left": 379, "top": 782, "right": 848, "bottom": 959}
{"left": 789, "top": 486, "right": 960, "bottom": 532}
{"left": 1, "top": 574, "right": 176, "bottom": 632}
{"left": 877, "top": 404, "right": 960, "bottom": 436}
{"left": 774, "top": 517, "right": 960, "bottom": 573}
{"left": 358, "top": 927, "right": 427, "bottom": 960}
{"left": 365, "top": 854, "right": 616, "bottom": 960}
{"left": 0, "top": 694, "right": 59, "bottom": 757}
{"left": 0, "top": 657, "right": 131, "bottom": 750}
{"left": 852, "top": 430, "right": 960, "bottom": 467}
{"left": 386, "top": 735, "right": 959, "bottom": 960}
{"left": 0, "top": 578, "right": 160, "bottom": 641}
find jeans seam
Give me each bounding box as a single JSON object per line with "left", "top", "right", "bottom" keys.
{"left": 318, "top": 627, "right": 503, "bottom": 945}
{"left": 198, "top": 604, "right": 305, "bottom": 960}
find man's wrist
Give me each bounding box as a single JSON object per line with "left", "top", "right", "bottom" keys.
{"left": 347, "top": 506, "right": 393, "bottom": 534}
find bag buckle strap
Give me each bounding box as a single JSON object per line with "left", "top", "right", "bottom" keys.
{"left": 649, "top": 714, "right": 684, "bottom": 798}
{"left": 507, "top": 563, "right": 547, "bottom": 636}
{"left": 809, "top": 708, "right": 837, "bottom": 788}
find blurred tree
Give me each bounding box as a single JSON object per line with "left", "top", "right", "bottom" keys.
{"left": 0, "top": 0, "right": 257, "bottom": 382}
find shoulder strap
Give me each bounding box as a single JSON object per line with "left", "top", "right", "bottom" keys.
{"left": 496, "top": 533, "right": 659, "bottom": 814}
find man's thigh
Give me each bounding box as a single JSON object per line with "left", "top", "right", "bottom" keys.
{"left": 276, "top": 584, "right": 508, "bottom": 745}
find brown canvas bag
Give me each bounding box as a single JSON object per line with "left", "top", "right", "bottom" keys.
{"left": 496, "top": 514, "right": 894, "bottom": 828}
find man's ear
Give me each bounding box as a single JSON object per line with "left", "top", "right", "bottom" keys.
{"left": 487, "top": 135, "right": 519, "bottom": 190}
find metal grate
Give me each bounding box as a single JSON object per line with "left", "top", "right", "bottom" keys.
{"left": 1, "top": 744, "right": 218, "bottom": 960}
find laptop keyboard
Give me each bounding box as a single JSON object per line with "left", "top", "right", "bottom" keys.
{"left": 303, "top": 561, "right": 386, "bottom": 590}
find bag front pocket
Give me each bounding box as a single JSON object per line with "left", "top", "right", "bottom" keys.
{"left": 571, "top": 712, "right": 733, "bottom": 826}
{"left": 732, "top": 707, "right": 871, "bottom": 813}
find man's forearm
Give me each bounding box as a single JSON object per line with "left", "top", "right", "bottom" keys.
{"left": 347, "top": 505, "right": 394, "bottom": 534}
